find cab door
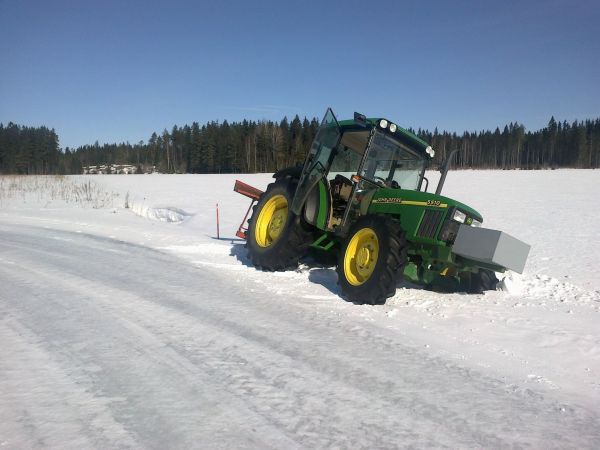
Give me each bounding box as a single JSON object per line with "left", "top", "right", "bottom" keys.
{"left": 291, "top": 108, "right": 341, "bottom": 215}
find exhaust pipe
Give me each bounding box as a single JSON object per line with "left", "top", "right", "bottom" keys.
{"left": 435, "top": 149, "right": 459, "bottom": 195}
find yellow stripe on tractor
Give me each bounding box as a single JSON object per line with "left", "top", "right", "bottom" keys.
{"left": 399, "top": 200, "right": 448, "bottom": 208}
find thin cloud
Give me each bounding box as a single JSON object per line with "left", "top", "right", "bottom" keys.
{"left": 223, "top": 105, "right": 302, "bottom": 116}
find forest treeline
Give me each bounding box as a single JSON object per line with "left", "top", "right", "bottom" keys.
{"left": 0, "top": 123, "right": 60, "bottom": 174}
{"left": 1, "top": 115, "right": 599, "bottom": 175}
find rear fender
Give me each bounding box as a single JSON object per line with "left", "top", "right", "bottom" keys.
{"left": 303, "top": 179, "right": 330, "bottom": 230}
{"left": 273, "top": 165, "right": 302, "bottom": 181}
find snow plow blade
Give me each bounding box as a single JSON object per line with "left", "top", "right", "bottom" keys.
{"left": 233, "top": 180, "right": 264, "bottom": 240}
{"left": 452, "top": 225, "right": 530, "bottom": 274}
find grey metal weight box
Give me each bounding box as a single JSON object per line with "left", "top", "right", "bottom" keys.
{"left": 452, "top": 225, "right": 531, "bottom": 273}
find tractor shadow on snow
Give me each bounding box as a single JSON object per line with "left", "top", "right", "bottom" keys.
{"left": 306, "top": 267, "right": 340, "bottom": 296}
{"left": 229, "top": 242, "right": 252, "bottom": 267}
{"left": 229, "top": 242, "right": 343, "bottom": 295}
{"left": 305, "top": 267, "right": 428, "bottom": 303}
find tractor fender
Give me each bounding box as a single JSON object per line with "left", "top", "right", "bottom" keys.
{"left": 273, "top": 165, "right": 302, "bottom": 181}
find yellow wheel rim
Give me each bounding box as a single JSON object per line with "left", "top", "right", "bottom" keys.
{"left": 343, "top": 227, "right": 379, "bottom": 286}
{"left": 255, "top": 195, "right": 288, "bottom": 248}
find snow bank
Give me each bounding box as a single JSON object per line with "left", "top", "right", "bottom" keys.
{"left": 128, "top": 202, "right": 191, "bottom": 223}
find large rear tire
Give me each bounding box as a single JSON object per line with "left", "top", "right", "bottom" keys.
{"left": 246, "top": 178, "right": 313, "bottom": 270}
{"left": 336, "top": 215, "right": 407, "bottom": 305}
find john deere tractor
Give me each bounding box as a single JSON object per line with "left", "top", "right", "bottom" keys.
{"left": 234, "top": 108, "right": 530, "bottom": 305}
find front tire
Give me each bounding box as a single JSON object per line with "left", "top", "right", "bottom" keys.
{"left": 465, "top": 269, "right": 499, "bottom": 293}
{"left": 246, "top": 178, "right": 313, "bottom": 270}
{"left": 336, "top": 216, "right": 407, "bottom": 305}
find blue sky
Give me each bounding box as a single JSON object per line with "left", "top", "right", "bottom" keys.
{"left": 1, "top": 0, "right": 598, "bottom": 149}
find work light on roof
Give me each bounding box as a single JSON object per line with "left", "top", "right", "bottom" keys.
{"left": 379, "top": 119, "right": 388, "bottom": 129}
{"left": 389, "top": 123, "right": 397, "bottom": 133}
{"left": 425, "top": 146, "right": 435, "bottom": 157}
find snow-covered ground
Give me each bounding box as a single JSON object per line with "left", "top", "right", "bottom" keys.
{"left": 1, "top": 170, "right": 599, "bottom": 448}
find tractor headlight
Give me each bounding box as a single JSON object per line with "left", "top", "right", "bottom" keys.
{"left": 425, "top": 146, "right": 435, "bottom": 158}
{"left": 379, "top": 119, "right": 388, "bottom": 129}
{"left": 452, "top": 209, "right": 467, "bottom": 223}
{"left": 389, "top": 123, "right": 397, "bottom": 133}
{"left": 471, "top": 219, "right": 482, "bottom": 227}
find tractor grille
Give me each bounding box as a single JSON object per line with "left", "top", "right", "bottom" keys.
{"left": 417, "top": 210, "right": 444, "bottom": 239}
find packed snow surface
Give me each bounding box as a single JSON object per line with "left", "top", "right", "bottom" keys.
{"left": 1, "top": 170, "right": 599, "bottom": 448}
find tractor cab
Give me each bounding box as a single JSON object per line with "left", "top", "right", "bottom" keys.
{"left": 292, "top": 108, "right": 433, "bottom": 234}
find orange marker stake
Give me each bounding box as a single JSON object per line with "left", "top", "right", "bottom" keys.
{"left": 216, "top": 203, "right": 220, "bottom": 239}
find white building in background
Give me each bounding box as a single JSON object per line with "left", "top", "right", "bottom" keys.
{"left": 82, "top": 164, "right": 157, "bottom": 174}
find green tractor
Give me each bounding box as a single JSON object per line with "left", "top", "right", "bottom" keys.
{"left": 234, "top": 108, "right": 530, "bottom": 305}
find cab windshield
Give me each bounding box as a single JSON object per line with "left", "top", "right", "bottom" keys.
{"left": 360, "top": 130, "right": 426, "bottom": 190}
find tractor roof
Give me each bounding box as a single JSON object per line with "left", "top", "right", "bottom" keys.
{"left": 337, "top": 118, "right": 431, "bottom": 155}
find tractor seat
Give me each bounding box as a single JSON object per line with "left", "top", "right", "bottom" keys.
{"left": 331, "top": 174, "right": 353, "bottom": 202}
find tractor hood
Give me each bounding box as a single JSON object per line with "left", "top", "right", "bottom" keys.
{"left": 368, "top": 188, "right": 483, "bottom": 223}
{"left": 364, "top": 188, "right": 483, "bottom": 245}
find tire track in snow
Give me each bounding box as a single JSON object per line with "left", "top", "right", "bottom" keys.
{"left": 0, "top": 316, "right": 139, "bottom": 449}
{"left": 0, "top": 232, "right": 299, "bottom": 449}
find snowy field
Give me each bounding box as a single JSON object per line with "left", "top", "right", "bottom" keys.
{"left": 1, "top": 170, "right": 599, "bottom": 448}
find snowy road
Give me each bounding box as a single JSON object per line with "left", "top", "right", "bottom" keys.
{"left": 1, "top": 224, "right": 599, "bottom": 449}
